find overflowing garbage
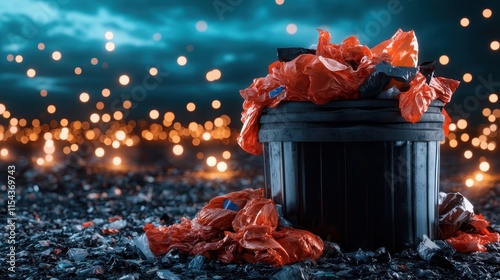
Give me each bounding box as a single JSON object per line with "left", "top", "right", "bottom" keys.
{"left": 238, "top": 29, "right": 460, "bottom": 155}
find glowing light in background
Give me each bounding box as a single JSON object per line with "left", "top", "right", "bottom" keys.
{"left": 177, "top": 56, "right": 187, "bottom": 66}
{"left": 460, "top": 17, "right": 470, "bottom": 27}
{"left": 173, "top": 144, "right": 184, "bottom": 155}
{"left": 149, "top": 109, "right": 159, "bottom": 120}
{"left": 15, "top": 55, "right": 23, "bottom": 63}
{"left": 457, "top": 119, "right": 467, "bottom": 129}
{"left": 462, "top": 73, "right": 472, "bottom": 83}
{"left": 116, "top": 130, "right": 126, "bottom": 141}
{"left": 1, "top": 148, "right": 8, "bottom": 157}
{"left": 90, "top": 113, "right": 100, "bottom": 123}
{"left": 196, "top": 20, "right": 208, "bottom": 32}
{"left": 105, "top": 42, "right": 115, "bottom": 52}
{"left": 206, "top": 156, "right": 217, "bottom": 167}
{"left": 489, "top": 93, "right": 498, "bottom": 103}
{"left": 37, "top": 158, "right": 45, "bottom": 166}
{"left": 40, "top": 90, "right": 48, "bottom": 97}
{"left": 206, "top": 69, "right": 221, "bottom": 81}
{"left": 491, "top": 41, "right": 500, "bottom": 51}
{"left": 96, "top": 102, "right": 105, "bottom": 110}
{"left": 74, "top": 67, "right": 82, "bottom": 75}
{"left": 212, "top": 100, "right": 221, "bottom": 109}
{"left": 47, "top": 105, "right": 56, "bottom": 114}
{"left": 439, "top": 55, "right": 449, "bottom": 65}
{"left": 149, "top": 67, "right": 158, "bottom": 76}
{"left": 217, "top": 161, "right": 227, "bottom": 172}
{"left": 105, "top": 31, "right": 114, "bottom": 40}
{"left": 482, "top": 8, "right": 492, "bottom": 18}
{"left": 52, "top": 51, "right": 62, "bottom": 61}
{"left": 222, "top": 151, "right": 231, "bottom": 159}
{"left": 0, "top": 104, "right": 5, "bottom": 114}
{"left": 6, "top": 54, "right": 14, "bottom": 62}
{"left": 286, "top": 23, "right": 297, "bottom": 34}
{"left": 27, "top": 69, "right": 36, "bottom": 78}
{"left": 113, "top": 111, "right": 123, "bottom": 120}
{"left": 186, "top": 102, "right": 196, "bottom": 112}
{"left": 153, "top": 33, "right": 162, "bottom": 41}
{"left": 95, "top": 147, "right": 105, "bottom": 157}
{"left": 276, "top": 0, "right": 285, "bottom": 5}
{"left": 123, "top": 100, "right": 132, "bottom": 109}
{"left": 475, "top": 173, "right": 484, "bottom": 182}
{"left": 479, "top": 161, "right": 490, "bottom": 172}
{"left": 464, "top": 150, "right": 473, "bottom": 159}
{"left": 465, "top": 178, "right": 474, "bottom": 187}
{"left": 119, "top": 75, "right": 130, "bottom": 86}
{"left": 102, "top": 88, "right": 111, "bottom": 97}
{"left": 91, "top": 58, "right": 98, "bottom": 65}
{"left": 113, "top": 156, "right": 122, "bottom": 166}
{"left": 79, "top": 92, "right": 90, "bottom": 103}
{"left": 38, "top": 43, "right": 45, "bottom": 50}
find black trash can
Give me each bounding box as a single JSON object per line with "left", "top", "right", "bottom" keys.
{"left": 259, "top": 99, "right": 444, "bottom": 252}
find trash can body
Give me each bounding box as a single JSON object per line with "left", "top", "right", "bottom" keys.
{"left": 259, "top": 99, "right": 443, "bottom": 252}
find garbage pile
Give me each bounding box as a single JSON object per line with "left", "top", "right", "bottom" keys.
{"left": 238, "top": 29, "right": 460, "bottom": 155}
{"left": 144, "top": 188, "right": 324, "bottom": 267}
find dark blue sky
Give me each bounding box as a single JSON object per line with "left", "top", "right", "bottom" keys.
{"left": 1, "top": 0, "right": 499, "bottom": 128}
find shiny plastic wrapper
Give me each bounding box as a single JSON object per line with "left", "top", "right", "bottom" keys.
{"left": 144, "top": 188, "right": 324, "bottom": 267}
{"left": 445, "top": 214, "right": 500, "bottom": 253}
{"left": 238, "top": 29, "right": 459, "bottom": 155}
{"left": 438, "top": 192, "right": 474, "bottom": 239}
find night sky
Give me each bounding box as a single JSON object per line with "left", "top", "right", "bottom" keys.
{"left": 1, "top": 0, "right": 499, "bottom": 127}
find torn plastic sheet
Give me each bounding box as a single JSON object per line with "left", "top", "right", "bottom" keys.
{"left": 144, "top": 188, "right": 323, "bottom": 267}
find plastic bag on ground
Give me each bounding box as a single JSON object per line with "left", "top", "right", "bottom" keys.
{"left": 437, "top": 192, "right": 500, "bottom": 252}
{"left": 144, "top": 188, "right": 324, "bottom": 267}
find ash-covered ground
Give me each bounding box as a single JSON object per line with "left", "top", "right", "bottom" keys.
{"left": 1, "top": 154, "right": 499, "bottom": 280}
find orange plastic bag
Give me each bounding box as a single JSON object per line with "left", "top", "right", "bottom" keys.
{"left": 238, "top": 28, "right": 453, "bottom": 155}
{"left": 445, "top": 214, "right": 500, "bottom": 253}
{"left": 144, "top": 188, "right": 324, "bottom": 266}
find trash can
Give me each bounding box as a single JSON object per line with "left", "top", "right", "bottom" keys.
{"left": 259, "top": 99, "right": 444, "bottom": 252}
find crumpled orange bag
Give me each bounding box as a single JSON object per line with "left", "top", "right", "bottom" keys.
{"left": 445, "top": 213, "right": 500, "bottom": 253}
{"left": 238, "top": 29, "right": 459, "bottom": 155}
{"left": 144, "top": 188, "right": 324, "bottom": 267}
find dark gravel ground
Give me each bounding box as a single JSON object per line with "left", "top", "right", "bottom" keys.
{"left": 1, "top": 156, "right": 500, "bottom": 280}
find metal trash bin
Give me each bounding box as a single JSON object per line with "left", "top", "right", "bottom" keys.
{"left": 259, "top": 99, "right": 444, "bottom": 252}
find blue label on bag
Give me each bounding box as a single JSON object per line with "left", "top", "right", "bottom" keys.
{"left": 269, "top": 86, "right": 285, "bottom": 98}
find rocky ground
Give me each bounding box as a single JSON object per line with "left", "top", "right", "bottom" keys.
{"left": 1, "top": 155, "right": 499, "bottom": 279}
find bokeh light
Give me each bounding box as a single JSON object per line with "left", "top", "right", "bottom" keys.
{"left": 95, "top": 147, "right": 105, "bottom": 157}
{"left": 173, "top": 144, "right": 184, "bottom": 156}
{"left": 113, "top": 156, "right": 122, "bottom": 166}
{"left": 462, "top": 73, "right": 472, "bottom": 82}
{"left": 149, "top": 109, "right": 160, "bottom": 120}
{"left": 105, "top": 42, "right": 115, "bottom": 51}
{"left": 465, "top": 178, "right": 474, "bottom": 187}
{"left": 460, "top": 17, "right": 470, "bottom": 27}
{"left": 212, "top": 100, "right": 221, "bottom": 109}
{"left": 79, "top": 92, "right": 90, "bottom": 103}
{"left": 52, "top": 51, "right": 62, "bottom": 61}
{"left": 489, "top": 93, "right": 498, "bottom": 103}
{"left": 74, "top": 67, "right": 82, "bottom": 75}
{"left": 15, "top": 55, "right": 23, "bottom": 63}
{"left": 27, "top": 68, "right": 36, "bottom": 78}
{"left": 119, "top": 75, "right": 130, "bottom": 85}
{"left": 483, "top": 8, "right": 492, "bottom": 18}
{"left": 149, "top": 67, "right": 158, "bottom": 76}
{"left": 196, "top": 20, "right": 208, "bottom": 32}
{"left": 177, "top": 56, "right": 187, "bottom": 66}
{"left": 206, "top": 156, "right": 217, "bottom": 167}
{"left": 286, "top": 23, "right": 297, "bottom": 34}
{"left": 479, "top": 161, "right": 490, "bottom": 172}
{"left": 217, "top": 161, "right": 228, "bottom": 172}
{"left": 40, "top": 90, "right": 48, "bottom": 97}
{"left": 1, "top": 148, "right": 8, "bottom": 157}
{"left": 186, "top": 102, "right": 196, "bottom": 112}
{"left": 439, "top": 55, "right": 449, "bottom": 65}
{"left": 105, "top": 31, "right": 114, "bottom": 40}
{"left": 102, "top": 88, "right": 111, "bottom": 97}
{"left": 464, "top": 150, "right": 473, "bottom": 159}
{"left": 47, "top": 105, "right": 56, "bottom": 114}
{"left": 491, "top": 41, "right": 500, "bottom": 51}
